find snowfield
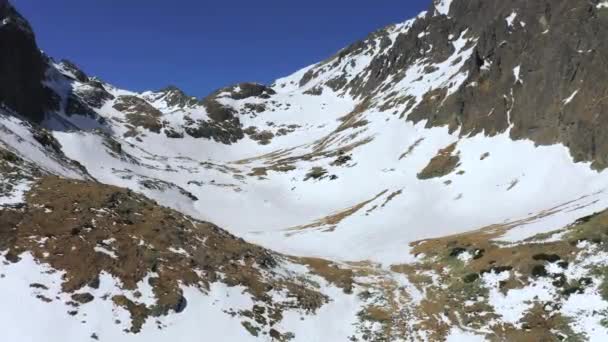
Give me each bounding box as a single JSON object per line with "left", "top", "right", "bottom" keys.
{"left": 52, "top": 70, "right": 608, "bottom": 265}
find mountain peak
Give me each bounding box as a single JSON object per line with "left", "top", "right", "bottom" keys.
{"left": 0, "top": 2, "right": 57, "bottom": 123}
{"left": 58, "top": 59, "right": 89, "bottom": 83}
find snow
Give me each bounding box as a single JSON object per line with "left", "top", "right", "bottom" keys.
{"left": 457, "top": 251, "right": 473, "bottom": 263}
{"left": 506, "top": 12, "right": 518, "bottom": 27}
{"left": 498, "top": 190, "right": 608, "bottom": 242}
{"left": 0, "top": 253, "right": 260, "bottom": 341}
{"left": 168, "top": 247, "right": 190, "bottom": 256}
{"left": 0, "top": 252, "right": 365, "bottom": 342}
{"left": 54, "top": 62, "right": 82, "bottom": 83}
{"left": 484, "top": 271, "right": 555, "bottom": 327}
{"left": 0, "top": 255, "right": 318, "bottom": 341}
{"left": 435, "top": 0, "right": 453, "bottom": 16}
{"left": 562, "top": 291, "right": 608, "bottom": 340}
{"left": 274, "top": 283, "right": 362, "bottom": 341}
{"left": 390, "top": 29, "right": 476, "bottom": 118}
{"left": 563, "top": 89, "right": 579, "bottom": 105}
{"left": 557, "top": 250, "right": 608, "bottom": 339}
{"left": 54, "top": 99, "right": 608, "bottom": 266}
{"left": 481, "top": 58, "right": 492, "bottom": 71}
{"left": 4, "top": 5, "right": 608, "bottom": 341}
{"left": 46, "top": 19, "right": 608, "bottom": 265}
{"left": 0, "top": 179, "right": 31, "bottom": 206}
{"left": 0, "top": 113, "right": 85, "bottom": 179}
{"left": 446, "top": 328, "right": 487, "bottom": 341}
{"left": 513, "top": 65, "right": 521, "bottom": 83}
{"left": 94, "top": 245, "right": 118, "bottom": 259}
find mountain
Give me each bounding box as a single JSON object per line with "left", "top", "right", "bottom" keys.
{"left": 3, "top": 0, "right": 608, "bottom": 340}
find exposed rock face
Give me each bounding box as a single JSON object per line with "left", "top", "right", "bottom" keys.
{"left": 75, "top": 80, "right": 115, "bottom": 109}
{"left": 181, "top": 86, "right": 253, "bottom": 144}
{"left": 2, "top": 0, "right": 608, "bottom": 169}
{"left": 214, "top": 82, "right": 276, "bottom": 100}
{"left": 113, "top": 95, "right": 163, "bottom": 134}
{"left": 182, "top": 115, "right": 244, "bottom": 144}
{"left": 293, "top": 0, "right": 608, "bottom": 169}
{"left": 58, "top": 60, "right": 89, "bottom": 83}
{"left": 155, "top": 86, "right": 199, "bottom": 108}
{"left": 421, "top": 0, "right": 608, "bottom": 169}
{"left": 417, "top": 142, "right": 460, "bottom": 179}
{"left": 0, "top": 4, "right": 56, "bottom": 122}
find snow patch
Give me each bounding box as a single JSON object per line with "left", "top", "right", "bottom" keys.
{"left": 563, "top": 89, "right": 579, "bottom": 105}
{"left": 513, "top": 65, "right": 521, "bottom": 83}
{"left": 435, "top": 0, "right": 453, "bottom": 16}
{"left": 94, "top": 245, "right": 118, "bottom": 259}
{"left": 484, "top": 271, "right": 555, "bottom": 327}
{"left": 446, "top": 328, "right": 487, "bottom": 341}
{"left": 457, "top": 251, "right": 473, "bottom": 263}
{"left": 506, "top": 12, "right": 518, "bottom": 27}
{"left": 0, "top": 180, "right": 31, "bottom": 207}
{"left": 0, "top": 113, "right": 85, "bottom": 179}
{"left": 481, "top": 59, "right": 492, "bottom": 71}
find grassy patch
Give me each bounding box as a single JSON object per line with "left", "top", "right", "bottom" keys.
{"left": 417, "top": 143, "right": 460, "bottom": 180}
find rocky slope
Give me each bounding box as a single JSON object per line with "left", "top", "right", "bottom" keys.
{"left": 4, "top": 0, "right": 608, "bottom": 340}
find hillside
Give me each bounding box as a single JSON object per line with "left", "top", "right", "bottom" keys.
{"left": 3, "top": 0, "right": 608, "bottom": 340}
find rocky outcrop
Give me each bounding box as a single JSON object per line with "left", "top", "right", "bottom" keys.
{"left": 58, "top": 59, "right": 89, "bottom": 83}
{"left": 113, "top": 95, "right": 163, "bottom": 134}
{"left": 181, "top": 82, "right": 277, "bottom": 144}
{"left": 0, "top": 3, "right": 57, "bottom": 123}
{"left": 155, "top": 86, "right": 198, "bottom": 108}
{"left": 213, "top": 82, "right": 276, "bottom": 100}
{"left": 416, "top": 0, "right": 608, "bottom": 169}
{"left": 294, "top": 0, "right": 608, "bottom": 169}
{"left": 75, "top": 80, "right": 115, "bottom": 109}
{"left": 182, "top": 113, "right": 243, "bottom": 144}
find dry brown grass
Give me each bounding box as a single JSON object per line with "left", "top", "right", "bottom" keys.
{"left": 417, "top": 142, "right": 460, "bottom": 179}
{"left": 285, "top": 190, "right": 388, "bottom": 234}
{"left": 0, "top": 176, "right": 328, "bottom": 338}
{"left": 296, "top": 257, "right": 355, "bottom": 294}
{"left": 399, "top": 138, "right": 425, "bottom": 160}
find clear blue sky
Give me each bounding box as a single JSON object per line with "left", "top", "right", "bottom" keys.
{"left": 13, "top": 0, "right": 430, "bottom": 97}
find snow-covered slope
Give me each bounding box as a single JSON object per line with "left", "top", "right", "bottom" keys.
{"left": 47, "top": 5, "right": 608, "bottom": 265}
{"left": 53, "top": 93, "right": 608, "bottom": 265}
{"left": 4, "top": 0, "right": 608, "bottom": 340}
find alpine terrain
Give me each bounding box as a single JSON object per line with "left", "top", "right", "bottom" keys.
{"left": 3, "top": 0, "right": 608, "bottom": 340}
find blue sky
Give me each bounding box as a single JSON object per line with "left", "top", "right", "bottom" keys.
{"left": 13, "top": 0, "right": 430, "bottom": 97}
